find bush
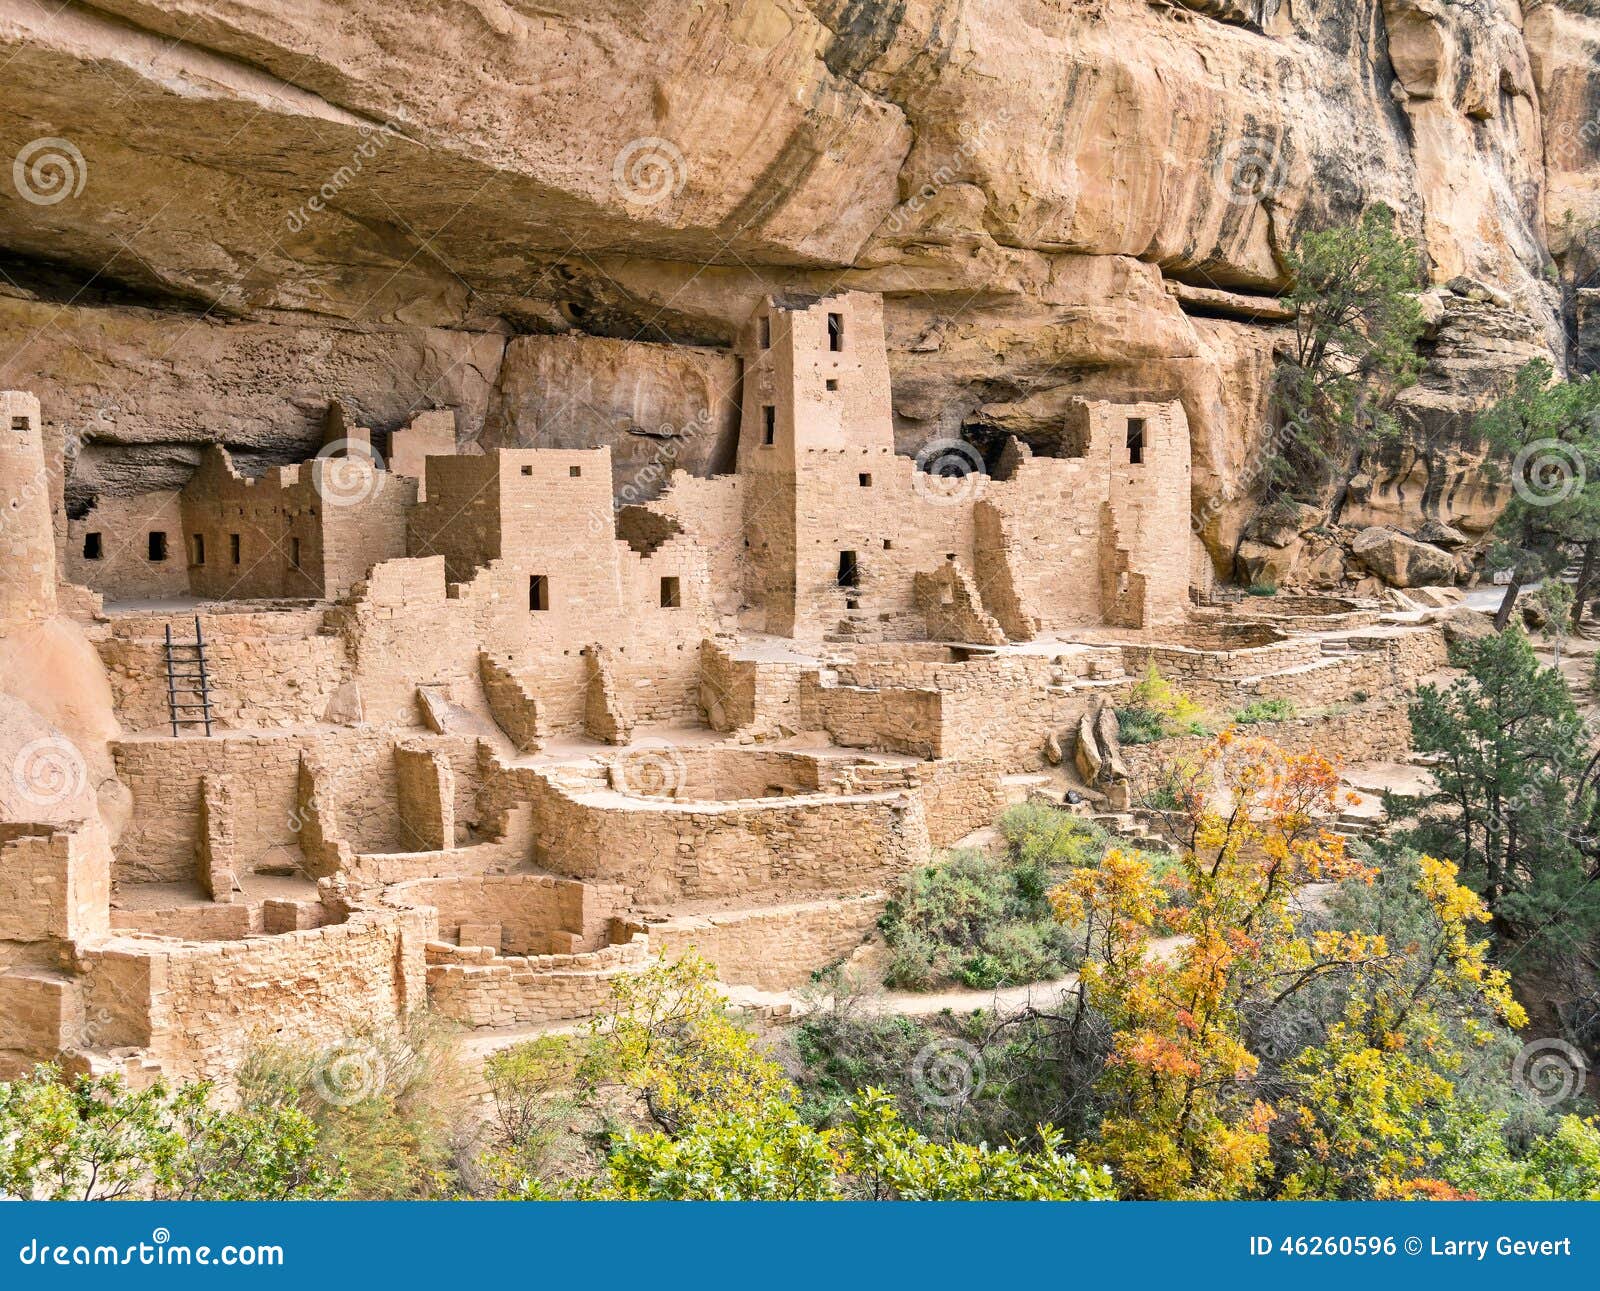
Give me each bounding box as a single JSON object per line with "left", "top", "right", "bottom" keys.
{"left": 1116, "top": 665, "right": 1211, "bottom": 743}
{"left": 880, "top": 807, "right": 1108, "bottom": 991}
{"left": 1247, "top": 584, "right": 1278, "bottom": 597}
{"left": 1233, "top": 698, "right": 1296, "bottom": 725}
{"left": 238, "top": 1013, "right": 474, "bottom": 1199}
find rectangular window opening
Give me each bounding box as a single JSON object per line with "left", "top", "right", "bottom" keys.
{"left": 827, "top": 312, "right": 844, "bottom": 352}
{"left": 759, "top": 316, "right": 771, "bottom": 349}
{"left": 858, "top": 473, "right": 872, "bottom": 487}
{"left": 882, "top": 539, "right": 892, "bottom": 550}
{"left": 837, "top": 550, "right": 859, "bottom": 588}
{"left": 147, "top": 531, "right": 168, "bottom": 562}
{"left": 659, "top": 576, "right": 681, "bottom": 608}
{"left": 529, "top": 574, "right": 550, "bottom": 612}
{"left": 569, "top": 465, "right": 581, "bottom": 478}
{"left": 762, "top": 405, "right": 775, "bottom": 446}
{"left": 521, "top": 464, "right": 533, "bottom": 476}
{"left": 826, "top": 378, "right": 839, "bottom": 392}
{"left": 11, "top": 416, "right": 29, "bottom": 433}
{"left": 1126, "top": 417, "right": 1146, "bottom": 465}
{"left": 192, "top": 534, "right": 205, "bottom": 566}
{"left": 291, "top": 536, "right": 301, "bottom": 569}
{"left": 82, "top": 532, "right": 103, "bottom": 561}
{"left": 229, "top": 533, "right": 241, "bottom": 565}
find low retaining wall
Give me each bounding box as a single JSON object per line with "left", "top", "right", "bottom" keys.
{"left": 424, "top": 935, "right": 649, "bottom": 1028}
{"left": 651, "top": 893, "right": 885, "bottom": 990}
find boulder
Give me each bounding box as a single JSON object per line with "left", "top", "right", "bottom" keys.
{"left": 1415, "top": 520, "right": 1472, "bottom": 549}
{"left": 1438, "top": 606, "right": 1496, "bottom": 645}
{"left": 1235, "top": 539, "right": 1298, "bottom": 590}
{"left": 1349, "top": 527, "right": 1458, "bottom": 588}
{"left": 1074, "top": 712, "right": 1102, "bottom": 785}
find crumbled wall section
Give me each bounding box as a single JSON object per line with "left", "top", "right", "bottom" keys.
{"left": 196, "top": 775, "right": 238, "bottom": 902}
{"left": 581, "top": 644, "right": 634, "bottom": 744}
{"left": 394, "top": 741, "right": 455, "bottom": 853}
{"left": 913, "top": 560, "right": 1009, "bottom": 645}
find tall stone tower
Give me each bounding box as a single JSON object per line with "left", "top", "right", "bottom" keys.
{"left": 0, "top": 392, "right": 58, "bottom": 625}
{"left": 736, "top": 293, "right": 900, "bottom": 636}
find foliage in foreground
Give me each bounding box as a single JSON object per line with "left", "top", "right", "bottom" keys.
{"left": 796, "top": 732, "right": 1600, "bottom": 1201}
{"left": 0, "top": 1065, "right": 343, "bottom": 1201}
{"left": 518, "top": 953, "right": 1110, "bottom": 1201}
{"left": 1398, "top": 625, "right": 1599, "bottom": 962}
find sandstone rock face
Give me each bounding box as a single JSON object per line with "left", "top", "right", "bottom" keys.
{"left": 1349, "top": 526, "right": 1459, "bottom": 588}
{"left": 0, "top": 0, "right": 1590, "bottom": 577}
{"left": 480, "top": 334, "right": 739, "bottom": 504}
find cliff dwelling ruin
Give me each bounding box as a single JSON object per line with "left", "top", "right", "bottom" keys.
{"left": 0, "top": 291, "right": 1462, "bottom": 1084}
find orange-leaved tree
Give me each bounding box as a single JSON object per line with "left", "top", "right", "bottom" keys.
{"left": 1051, "top": 730, "right": 1375, "bottom": 1198}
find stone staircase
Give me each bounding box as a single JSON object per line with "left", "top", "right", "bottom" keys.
{"left": 1086, "top": 809, "right": 1177, "bottom": 856}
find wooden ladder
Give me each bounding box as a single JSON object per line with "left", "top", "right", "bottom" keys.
{"left": 164, "top": 615, "right": 214, "bottom": 738}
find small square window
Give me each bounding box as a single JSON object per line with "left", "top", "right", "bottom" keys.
{"left": 826, "top": 378, "right": 839, "bottom": 392}
{"left": 229, "top": 533, "right": 241, "bottom": 565}
{"left": 11, "top": 416, "right": 29, "bottom": 432}
{"left": 659, "top": 576, "right": 681, "bottom": 608}
{"left": 759, "top": 316, "right": 770, "bottom": 349}
{"left": 882, "top": 539, "right": 892, "bottom": 550}
{"left": 858, "top": 473, "right": 872, "bottom": 487}
{"left": 569, "top": 465, "right": 581, "bottom": 478}
{"left": 529, "top": 574, "right": 549, "bottom": 612}
{"left": 147, "top": 532, "right": 168, "bottom": 562}
{"left": 521, "top": 464, "right": 533, "bottom": 476}
{"left": 82, "top": 532, "right": 103, "bottom": 561}
{"left": 762, "top": 406, "right": 775, "bottom": 446}
{"left": 192, "top": 534, "right": 205, "bottom": 566}
{"left": 827, "top": 312, "right": 844, "bottom": 352}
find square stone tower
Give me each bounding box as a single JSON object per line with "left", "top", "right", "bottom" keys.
{"left": 737, "top": 293, "right": 900, "bottom": 636}
{"left": 0, "top": 392, "right": 58, "bottom": 625}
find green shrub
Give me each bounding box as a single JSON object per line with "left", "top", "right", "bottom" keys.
{"left": 880, "top": 808, "right": 1108, "bottom": 991}
{"left": 1247, "top": 583, "right": 1278, "bottom": 597}
{"left": 238, "top": 1013, "right": 474, "bottom": 1199}
{"left": 1116, "top": 665, "right": 1212, "bottom": 743}
{"left": 1233, "top": 697, "right": 1296, "bottom": 725}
